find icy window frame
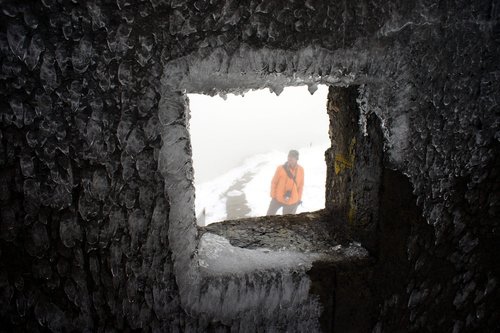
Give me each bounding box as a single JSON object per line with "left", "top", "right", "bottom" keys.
{"left": 157, "top": 45, "right": 401, "bottom": 321}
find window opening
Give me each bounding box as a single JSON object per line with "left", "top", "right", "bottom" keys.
{"left": 188, "top": 85, "right": 330, "bottom": 226}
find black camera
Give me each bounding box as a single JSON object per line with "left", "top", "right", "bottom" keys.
{"left": 284, "top": 190, "right": 291, "bottom": 200}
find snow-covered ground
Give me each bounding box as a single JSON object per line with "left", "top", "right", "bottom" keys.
{"left": 195, "top": 142, "right": 329, "bottom": 225}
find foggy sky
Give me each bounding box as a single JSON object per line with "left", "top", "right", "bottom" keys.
{"left": 188, "top": 85, "right": 330, "bottom": 183}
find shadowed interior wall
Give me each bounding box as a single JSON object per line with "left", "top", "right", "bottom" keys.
{"left": 0, "top": 0, "right": 498, "bottom": 332}
{"left": 325, "top": 86, "right": 384, "bottom": 255}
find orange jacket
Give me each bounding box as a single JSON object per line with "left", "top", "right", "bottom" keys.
{"left": 270, "top": 164, "right": 304, "bottom": 205}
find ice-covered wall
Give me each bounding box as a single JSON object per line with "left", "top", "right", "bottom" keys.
{"left": 0, "top": 0, "right": 498, "bottom": 331}
{"left": 0, "top": 1, "right": 179, "bottom": 330}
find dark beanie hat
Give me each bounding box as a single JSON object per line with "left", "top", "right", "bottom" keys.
{"left": 288, "top": 150, "right": 299, "bottom": 159}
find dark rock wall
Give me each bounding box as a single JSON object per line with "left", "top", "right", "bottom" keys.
{"left": 372, "top": 169, "right": 425, "bottom": 332}
{"left": 377, "top": 6, "right": 500, "bottom": 332}
{"left": 0, "top": 0, "right": 498, "bottom": 332}
{"left": 325, "top": 86, "right": 384, "bottom": 255}
{"left": 0, "top": 1, "right": 179, "bottom": 331}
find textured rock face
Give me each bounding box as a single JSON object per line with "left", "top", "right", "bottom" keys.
{"left": 0, "top": 0, "right": 498, "bottom": 332}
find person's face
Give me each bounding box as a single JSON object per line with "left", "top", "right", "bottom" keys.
{"left": 288, "top": 155, "right": 298, "bottom": 167}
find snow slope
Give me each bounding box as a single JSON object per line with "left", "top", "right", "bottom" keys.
{"left": 195, "top": 143, "right": 329, "bottom": 225}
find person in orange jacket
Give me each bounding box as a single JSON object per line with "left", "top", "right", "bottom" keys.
{"left": 266, "top": 150, "right": 304, "bottom": 215}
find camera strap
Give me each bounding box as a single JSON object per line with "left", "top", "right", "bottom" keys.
{"left": 283, "top": 163, "right": 301, "bottom": 205}
{"left": 283, "top": 163, "right": 297, "bottom": 186}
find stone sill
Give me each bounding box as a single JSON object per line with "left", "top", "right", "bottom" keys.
{"left": 197, "top": 210, "right": 373, "bottom": 277}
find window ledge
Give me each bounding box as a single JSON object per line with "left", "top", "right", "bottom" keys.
{"left": 197, "top": 211, "right": 373, "bottom": 277}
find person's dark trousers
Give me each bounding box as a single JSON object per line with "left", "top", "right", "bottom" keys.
{"left": 266, "top": 198, "right": 299, "bottom": 215}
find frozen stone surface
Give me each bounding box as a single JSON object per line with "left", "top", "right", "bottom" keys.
{"left": 203, "top": 211, "right": 347, "bottom": 253}
{"left": 7, "top": 24, "right": 27, "bottom": 60}
{"left": 0, "top": 0, "right": 498, "bottom": 332}
{"left": 198, "top": 232, "right": 321, "bottom": 276}
{"left": 194, "top": 233, "right": 323, "bottom": 329}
